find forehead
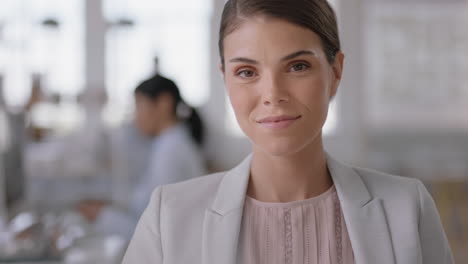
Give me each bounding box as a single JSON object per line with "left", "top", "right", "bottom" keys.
{"left": 223, "top": 15, "right": 324, "bottom": 60}
{"left": 135, "top": 93, "right": 154, "bottom": 104}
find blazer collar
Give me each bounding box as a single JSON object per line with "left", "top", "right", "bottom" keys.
{"left": 202, "top": 155, "right": 252, "bottom": 264}
{"left": 326, "top": 153, "right": 372, "bottom": 208}
{"left": 209, "top": 154, "right": 252, "bottom": 215}
{"left": 209, "top": 152, "right": 372, "bottom": 213}
{"left": 203, "top": 153, "right": 396, "bottom": 264}
{"left": 326, "top": 153, "right": 396, "bottom": 264}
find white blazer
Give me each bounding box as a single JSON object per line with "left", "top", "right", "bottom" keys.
{"left": 122, "top": 154, "right": 453, "bottom": 264}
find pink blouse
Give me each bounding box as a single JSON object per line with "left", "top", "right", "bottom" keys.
{"left": 237, "top": 185, "right": 355, "bottom": 264}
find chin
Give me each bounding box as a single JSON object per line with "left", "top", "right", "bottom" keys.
{"left": 251, "top": 127, "right": 324, "bottom": 158}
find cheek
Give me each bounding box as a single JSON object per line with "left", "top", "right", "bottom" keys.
{"left": 227, "top": 84, "right": 257, "bottom": 121}
{"left": 296, "top": 77, "right": 330, "bottom": 112}
{"left": 136, "top": 109, "right": 153, "bottom": 128}
{"left": 135, "top": 111, "right": 146, "bottom": 129}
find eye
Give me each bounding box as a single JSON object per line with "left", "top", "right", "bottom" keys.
{"left": 236, "top": 69, "right": 257, "bottom": 78}
{"left": 290, "top": 62, "right": 310, "bottom": 72}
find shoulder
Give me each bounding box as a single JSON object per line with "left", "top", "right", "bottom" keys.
{"left": 152, "top": 125, "right": 200, "bottom": 158}
{"left": 143, "top": 171, "right": 226, "bottom": 230}
{"left": 137, "top": 171, "right": 226, "bottom": 224}
{"left": 351, "top": 166, "right": 453, "bottom": 263}
{"left": 354, "top": 166, "right": 420, "bottom": 189}
{"left": 159, "top": 171, "right": 226, "bottom": 209}
{"left": 157, "top": 125, "right": 195, "bottom": 149}
{"left": 352, "top": 166, "right": 428, "bottom": 210}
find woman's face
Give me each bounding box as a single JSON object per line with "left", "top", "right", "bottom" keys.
{"left": 134, "top": 93, "right": 161, "bottom": 136}
{"left": 222, "top": 16, "right": 344, "bottom": 157}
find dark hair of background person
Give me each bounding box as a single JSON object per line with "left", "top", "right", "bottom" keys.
{"left": 218, "top": 0, "right": 341, "bottom": 70}
{"left": 134, "top": 75, "right": 204, "bottom": 146}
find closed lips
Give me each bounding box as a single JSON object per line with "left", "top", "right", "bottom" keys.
{"left": 256, "top": 115, "right": 302, "bottom": 123}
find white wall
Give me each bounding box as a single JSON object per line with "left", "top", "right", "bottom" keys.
{"left": 323, "top": 0, "right": 367, "bottom": 165}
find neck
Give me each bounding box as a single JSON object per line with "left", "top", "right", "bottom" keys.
{"left": 248, "top": 137, "right": 332, "bottom": 203}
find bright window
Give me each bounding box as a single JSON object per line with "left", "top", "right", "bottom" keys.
{"left": 0, "top": 0, "right": 84, "bottom": 107}
{"left": 103, "top": 0, "right": 212, "bottom": 124}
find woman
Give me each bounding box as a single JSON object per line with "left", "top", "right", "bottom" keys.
{"left": 78, "top": 73, "right": 206, "bottom": 235}
{"left": 130, "top": 73, "right": 207, "bottom": 216}
{"left": 123, "top": 0, "right": 453, "bottom": 263}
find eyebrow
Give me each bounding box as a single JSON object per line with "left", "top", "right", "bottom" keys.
{"left": 228, "top": 57, "right": 259, "bottom": 64}
{"left": 281, "top": 50, "right": 316, "bottom": 61}
{"left": 228, "top": 50, "right": 316, "bottom": 65}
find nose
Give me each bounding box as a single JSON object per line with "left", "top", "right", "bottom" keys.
{"left": 261, "top": 74, "right": 289, "bottom": 106}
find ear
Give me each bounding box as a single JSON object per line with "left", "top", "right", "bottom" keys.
{"left": 330, "top": 51, "right": 345, "bottom": 99}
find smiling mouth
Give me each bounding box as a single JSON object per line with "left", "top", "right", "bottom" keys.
{"left": 256, "top": 115, "right": 302, "bottom": 129}
{"left": 257, "top": 115, "right": 302, "bottom": 123}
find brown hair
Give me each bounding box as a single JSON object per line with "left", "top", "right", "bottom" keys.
{"left": 219, "top": 0, "right": 340, "bottom": 69}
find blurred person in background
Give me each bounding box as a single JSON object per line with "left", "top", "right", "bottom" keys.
{"left": 78, "top": 62, "right": 206, "bottom": 237}
{"left": 123, "top": 0, "right": 453, "bottom": 263}
{"left": 130, "top": 66, "right": 207, "bottom": 215}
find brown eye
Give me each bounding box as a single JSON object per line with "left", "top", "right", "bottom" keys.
{"left": 290, "top": 62, "right": 310, "bottom": 72}
{"left": 237, "top": 70, "right": 256, "bottom": 78}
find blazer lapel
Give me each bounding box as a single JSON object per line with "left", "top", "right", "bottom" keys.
{"left": 202, "top": 155, "right": 252, "bottom": 264}
{"left": 327, "top": 154, "right": 396, "bottom": 264}
{"left": 202, "top": 153, "right": 396, "bottom": 264}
